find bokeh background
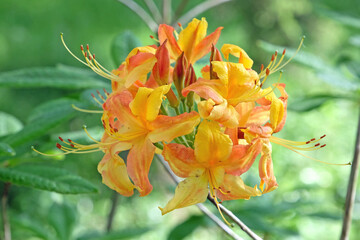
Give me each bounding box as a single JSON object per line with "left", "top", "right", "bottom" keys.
{"left": 0, "top": 0, "right": 359, "bottom": 239}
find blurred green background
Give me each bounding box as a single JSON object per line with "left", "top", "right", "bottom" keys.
{"left": 0, "top": 0, "right": 359, "bottom": 239}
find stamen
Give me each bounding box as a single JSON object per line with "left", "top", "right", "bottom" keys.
{"left": 72, "top": 104, "right": 103, "bottom": 114}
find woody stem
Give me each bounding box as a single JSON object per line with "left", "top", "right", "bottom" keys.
{"left": 340, "top": 107, "right": 360, "bottom": 240}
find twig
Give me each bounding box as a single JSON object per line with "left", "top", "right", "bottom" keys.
{"left": 162, "top": 0, "right": 172, "bottom": 24}
{"left": 106, "top": 192, "right": 119, "bottom": 232}
{"left": 340, "top": 108, "right": 360, "bottom": 240}
{"left": 1, "top": 183, "right": 11, "bottom": 240}
{"left": 143, "top": 0, "right": 162, "bottom": 23}
{"left": 117, "top": 0, "right": 158, "bottom": 33}
{"left": 173, "top": 0, "right": 189, "bottom": 23}
{"left": 173, "top": 0, "right": 232, "bottom": 27}
{"left": 156, "top": 154, "right": 262, "bottom": 240}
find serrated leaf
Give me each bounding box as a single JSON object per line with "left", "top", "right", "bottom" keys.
{"left": 111, "top": 31, "right": 142, "bottom": 67}
{"left": 0, "top": 165, "right": 98, "bottom": 194}
{"left": 4, "top": 98, "right": 80, "bottom": 147}
{"left": 0, "top": 112, "right": 23, "bottom": 137}
{"left": 168, "top": 215, "right": 210, "bottom": 240}
{"left": 48, "top": 202, "right": 77, "bottom": 240}
{"left": 0, "top": 142, "right": 16, "bottom": 156}
{"left": 76, "top": 228, "right": 151, "bottom": 240}
{"left": 0, "top": 67, "right": 109, "bottom": 89}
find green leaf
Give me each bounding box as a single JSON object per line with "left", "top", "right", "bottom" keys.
{"left": 4, "top": 98, "right": 80, "bottom": 147}
{"left": 318, "top": 9, "right": 360, "bottom": 28}
{"left": 0, "top": 165, "right": 98, "bottom": 194}
{"left": 111, "top": 31, "right": 142, "bottom": 67}
{"left": 76, "top": 228, "right": 151, "bottom": 240}
{"left": 12, "top": 215, "right": 55, "bottom": 240}
{"left": 48, "top": 202, "right": 77, "bottom": 240}
{"left": 0, "top": 112, "right": 23, "bottom": 137}
{"left": 0, "top": 142, "right": 16, "bottom": 156}
{"left": 0, "top": 67, "right": 109, "bottom": 89}
{"left": 168, "top": 215, "right": 210, "bottom": 240}
{"left": 288, "top": 94, "right": 339, "bottom": 112}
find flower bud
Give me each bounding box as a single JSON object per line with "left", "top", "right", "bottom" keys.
{"left": 173, "top": 52, "right": 187, "bottom": 98}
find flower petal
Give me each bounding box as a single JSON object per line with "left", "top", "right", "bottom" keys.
{"left": 194, "top": 120, "right": 233, "bottom": 166}
{"left": 216, "top": 174, "right": 261, "bottom": 201}
{"left": 97, "top": 153, "right": 135, "bottom": 197}
{"left": 127, "top": 138, "right": 156, "bottom": 196}
{"left": 182, "top": 79, "right": 225, "bottom": 104}
{"left": 162, "top": 143, "right": 203, "bottom": 178}
{"left": 259, "top": 141, "right": 278, "bottom": 193}
{"left": 221, "top": 44, "right": 254, "bottom": 69}
{"left": 192, "top": 26, "right": 223, "bottom": 63}
{"left": 124, "top": 54, "right": 157, "bottom": 88}
{"left": 158, "top": 24, "right": 182, "bottom": 60}
{"left": 159, "top": 174, "right": 208, "bottom": 215}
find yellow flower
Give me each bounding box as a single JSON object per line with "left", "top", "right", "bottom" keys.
{"left": 160, "top": 120, "right": 260, "bottom": 224}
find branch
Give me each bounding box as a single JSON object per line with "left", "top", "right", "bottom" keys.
{"left": 143, "top": 0, "right": 162, "bottom": 23}
{"left": 340, "top": 108, "right": 360, "bottom": 240}
{"left": 156, "top": 154, "right": 262, "bottom": 240}
{"left": 106, "top": 192, "right": 119, "bottom": 232}
{"left": 173, "top": 0, "right": 232, "bottom": 27}
{"left": 1, "top": 183, "right": 11, "bottom": 240}
{"left": 117, "top": 0, "right": 159, "bottom": 33}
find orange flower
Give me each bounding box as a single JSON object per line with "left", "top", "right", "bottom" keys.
{"left": 158, "top": 18, "right": 223, "bottom": 64}
{"left": 99, "top": 85, "right": 200, "bottom": 196}
{"left": 160, "top": 120, "right": 260, "bottom": 223}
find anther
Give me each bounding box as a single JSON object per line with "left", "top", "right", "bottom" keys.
{"left": 177, "top": 22, "right": 182, "bottom": 28}
{"left": 226, "top": 191, "right": 231, "bottom": 193}
{"left": 271, "top": 54, "right": 275, "bottom": 61}
{"left": 315, "top": 143, "right": 320, "bottom": 147}
{"left": 58, "top": 136, "right": 64, "bottom": 142}
{"left": 282, "top": 49, "right": 286, "bottom": 55}
{"left": 320, "top": 144, "right": 326, "bottom": 148}
{"left": 92, "top": 54, "right": 95, "bottom": 59}
{"left": 68, "top": 139, "right": 72, "bottom": 142}
{"left": 80, "top": 45, "right": 84, "bottom": 51}
{"left": 150, "top": 35, "right": 155, "bottom": 39}
{"left": 266, "top": 68, "right": 270, "bottom": 75}
{"left": 70, "top": 144, "right": 75, "bottom": 148}
{"left": 320, "top": 134, "right": 326, "bottom": 139}
{"left": 274, "top": 50, "right": 278, "bottom": 56}
{"left": 113, "top": 128, "right": 118, "bottom": 133}
{"left": 84, "top": 52, "right": 87, "bottom": 58}
{"left": 260, "top": 64, "right": 264, "bottom": 71}
{"left": 88, "top": 55, "right": 92, "bottom": 61}
{"left": 306, "top": 141, "right": 311, "bottom": 144}
{"left": 91, "top": 93, "right": 96, "bottom": 98}
{"left": 310, "top": 138, "right": 316, "bottom": 141}
{"left": 56, "top": 143, "right": 62, "bottom": 149}
{"left": 86, "top": 44, "right": 89, "bottom": 50}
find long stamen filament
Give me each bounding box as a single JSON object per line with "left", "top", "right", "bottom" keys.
{"left": 72, "top": 104, "right": 103, "bottom": 114}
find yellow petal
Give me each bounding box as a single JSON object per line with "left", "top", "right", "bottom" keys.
{"left": 159, "top": 173, "right": 208, "bottom": 215}
{"left": 194, "top": 120, "right": 233, "bottom": 167}
{"left": 216, "top": 174, "right": 261, "bottom": 201}
{"left": 129, "top": 85, "right": 171, "bottom": 122}
{"left": 178, "top": 18, "right": 207, "bottom": 63}
{"left": 259, "top": 141, "right": 278, "bottom": 193}
{"left": 97, "top": 153, "right": 135, "bottom": 197}
{"left": 221, "top": 44, "right": 254, "bottom": 69}
{"left": 124, "top": 55, "right": 157, "bottom": 88}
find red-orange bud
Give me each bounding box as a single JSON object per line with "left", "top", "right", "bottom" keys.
{"left": 184, "top": 64, "right": 196, "bottom": 88}
{"left": 152, "top": 40, "right": 170, "bottom": 85}
{"left": 173, "top": 52, "right": 187, "bottom": 98}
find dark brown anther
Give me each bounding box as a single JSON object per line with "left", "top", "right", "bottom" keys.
{"left": 306, "top": 141, "right": 311, "bottom": 144}
{"left": 113, "top": 128, "right": 118, "bottom": 133}
{"left": 320, "top": 134, "right": 326, "bottom": 139}
{"left": 271, "top": 54, "right": 275, "bottom": 61}
{"left": 320, "top": 144, "right": 326, "bottom": 148}
{"left": 58, "top": 136, "right": 64, "bottom": 142}
{"left": 266, "top": 68, "right": 270, "bottom": 75}
{"left": 315, "top": 143, "right": 320, "bottom": 147}
{"left": 275, "top": 50, "right": 278, "bottom": 56}
{"left": 310, "top": 138, "right": 316, "bottom": 141}
{"left": 227, "top": 191, "right": 231, "bottom": 193}
{"left": 68, "top": 139, "right": 72, "bottom": 142}
{"left": 56, "top": 143, "right": 62, "bottom": 149}
{"left": 70, "top": 144, "right": 75, "bottom": 148}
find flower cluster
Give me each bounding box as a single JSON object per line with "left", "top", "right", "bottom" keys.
{"left": 36, "top": 18, "right": 337, "bottom": 223}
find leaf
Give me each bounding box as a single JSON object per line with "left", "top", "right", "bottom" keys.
{"left": 0, "top": 67, "right": 109, "bottom": 89}
{"left": 288, "top": 94, "right": 338, "bottom": 112}
{"left": 4, "top": 98, "right": 80, "bottom": 147}
{"left": 0, "top": 112, "right": 23, "bottom": 137}
{"left": 48, "top": 202, "right": 77, "bottom": 240}
{"left": 318, "top": 9, "right": 360, "bottom": 28}
{"left": 168, "top": 215, "right": 210, "bottom": 240}
{"left": 12, "top": 215, "right": 55, "bottom": 240}
{"left": 111, "top": 31, "right": 142, "bottom": 67}
{"left": 0, "top": 165, "right": 98, "bottom": 194}
{"left": 0, "top": 142, "right": 16, "bottom": 157}
{"left": 76, "top": 228, "right": 151, "bottom": 240}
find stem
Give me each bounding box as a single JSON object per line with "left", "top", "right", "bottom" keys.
{"left": 173, "top": 0, "right": 189, "bottom": 23}
{"left": 106, "top": 192, "right": 119, "bottom": 232}
{"left": 173, "top": 0, "right": 232, "bottom": 27}
{"left": 162, "top": 0, "right": 172, "bottom": 24}
{"left": 156, "top": 154, "right": 262, "bottom": 240}
{"left": 2, "top": 183, "right": 11, "bottom": 240}
{"left": 117, "top": 0, "right": 159, "bottom": 33}
{"left": 143, "top": 0, "right": 162, "bottom": 23}
{"left": 340, "top": 107, "right": 360, "bottom": 240}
